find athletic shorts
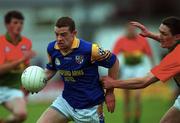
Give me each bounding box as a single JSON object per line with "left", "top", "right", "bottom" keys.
{"left": 0, "top": 87, "right": 24, "bottom": 104}
{"left": 51, "top": 94, "right": 105, "bottom": 123}
{"left": 173, "top": 95, "right": 180, "bottom": 110}
{"left": 121, "top": 63, "right": 149, "bottom": 79}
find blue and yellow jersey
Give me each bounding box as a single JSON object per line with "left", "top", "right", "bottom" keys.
{"left": 46, "top": 37, "right": 116, "bottom": 109}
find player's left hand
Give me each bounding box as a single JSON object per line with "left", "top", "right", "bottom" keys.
{"left": 105, "top": 90, "right": 115, "bottom": 113}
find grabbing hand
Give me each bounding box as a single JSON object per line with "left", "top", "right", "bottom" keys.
{"left": 101, "top": 76, "right": 115, "bottom": 89}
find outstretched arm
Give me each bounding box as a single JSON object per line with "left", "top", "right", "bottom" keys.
{"left": 102, "top": 72, "right": 159, "bottom": 89}
{"left": 130, "top": 21, "right": 161, "bottom": 42}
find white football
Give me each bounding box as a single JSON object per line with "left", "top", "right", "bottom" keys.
{"left": 21, "top": 66, "right": 46, "bottom": 93}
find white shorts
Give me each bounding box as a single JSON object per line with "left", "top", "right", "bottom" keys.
{"left": 173, "top": 95, "right": 180, "bottom": 110}
{"left": 51, "top": 94, "right": 104, "bottom": 123}
{"left": 0, "top": 87, "right": 24, "bottom": 104}
{"left": 121, "top": 63, "right": 149, "bottom": 79}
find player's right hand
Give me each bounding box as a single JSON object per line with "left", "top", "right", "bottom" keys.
{"left": 130, "top": 21, "right": 151, "bottom": 37}
{"left": 22, "top": 50, "right": 36, "bottom": 61}
{"left": 105, "top": 89, "right": 115, "bottom": 113}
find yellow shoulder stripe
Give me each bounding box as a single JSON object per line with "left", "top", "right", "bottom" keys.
{"left": 91, "top": 43, "right": 111, "bottom": 63}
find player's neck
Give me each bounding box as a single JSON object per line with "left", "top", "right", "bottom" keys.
{"left": 6, "top": 32, "right": 21, "bottom": 45}
{"left": 168, "top": 40, "right": 180, "bottom": 52}
{"left": 60, "top": 47, "right": 73, "bottom": 56}
{"left": 61, "top": 48, "right": 71, "bottom": 53}
{"left": 126, "top": 34, "right": 137, "bottom": 39}
{"left": 59, "top": 41, "right": 73, "bottom": 56}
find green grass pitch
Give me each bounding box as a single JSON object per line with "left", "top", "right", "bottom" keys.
{"left": 0, "top": 97, "right": 170, "bottom": 123}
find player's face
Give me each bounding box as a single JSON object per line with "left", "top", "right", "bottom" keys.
{"left": 126, "top": 24, "right": 137, "bottom": 38}
{"left": 159, "top": 24, "right": 176, "bottom": 48}
{"left": 6, "top": 18, "right": 23, "bottom": 35}
{"left": 54, "top": 26, "right": 76, "bottom": 51}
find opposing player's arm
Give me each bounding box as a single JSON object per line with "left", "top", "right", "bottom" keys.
{"left": 146, "top": 33, "right": 160, "bottom": 42}
{"left": 114, "top": 45, "right": 180, "bottom": 89}
{"left": 102, "top": 72, "right": 159, "bottom": 89}
{"left": 130, "top": 21, "right": 161, "bottom": 42}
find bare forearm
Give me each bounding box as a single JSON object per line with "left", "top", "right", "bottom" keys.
{"left": 45, "top": 69, "right": 56, "bottom": 81}
{"left": 148, "top": 32, "right": 160, "bottom": 42}
{"left": 113, "top": 78, "right": 147, "bottom": 89}
{"left": 0, "top": 59, "right": 24, "bottom": 74}
{"left": 113, "top": 75, "right": 158, "bottom": 89}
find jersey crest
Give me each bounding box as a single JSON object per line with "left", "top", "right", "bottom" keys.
{"left": 21, "top": 45, "right": 27, "bottom": 51}
{"left": 55, "top": 58, "right": 61, "bottom": 66}
{"left": 75, "top": 55, "right": 84, "bottom": 64}
{"left": 5, "top": 46, "right": 10, "bottom": 53}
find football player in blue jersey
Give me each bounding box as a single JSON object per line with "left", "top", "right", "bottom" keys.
{"left": 37, "top": 17, "right": 119, "bottom": 123}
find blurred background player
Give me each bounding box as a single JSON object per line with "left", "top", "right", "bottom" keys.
{"left": 0, "top": 10, "right": 35, "bottom": 123}
{"left": 113, "top": 23, "right": 153, "bottom": 123}
{"left": 37, "top": 17, "right": 119, "bottom": 123}
{"left": 102, "top": 16, "right": 180, "bottom": 123}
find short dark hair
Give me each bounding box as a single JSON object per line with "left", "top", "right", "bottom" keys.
{"left": 162, "top": 16, "right": 180, "bottom": 35}
{"left": 4, "top": 10, "right": 24, "bottom": 24}
{"left": 55, "top": 17, "right": 75, "bottom": 32}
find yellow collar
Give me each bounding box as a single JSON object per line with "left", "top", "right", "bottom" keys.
{"left": 71, "top": 37, "right": 80, "bottom": 49}
{"left": 54, "top": 37, "right": 80, "bottom": 56}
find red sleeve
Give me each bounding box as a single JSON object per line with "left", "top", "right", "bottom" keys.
{"left": 112, "top": 38, "right": 123, "bottom": 55}
{"left": 151, "top": 45, "right": 180, "bottom": 82}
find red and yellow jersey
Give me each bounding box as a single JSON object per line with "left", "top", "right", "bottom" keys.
{"left": 113, "top": 35, "right": 152, "bottom": 65}
{"left": 0, "top": 34, "right": 32, "bottom": 88}
{"left": 151, "top": 45, "right": 180, "bottom": 82}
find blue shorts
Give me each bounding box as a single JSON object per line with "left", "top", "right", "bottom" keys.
{"left": 51, "top": 94, "right": 105, "bottom": 123}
